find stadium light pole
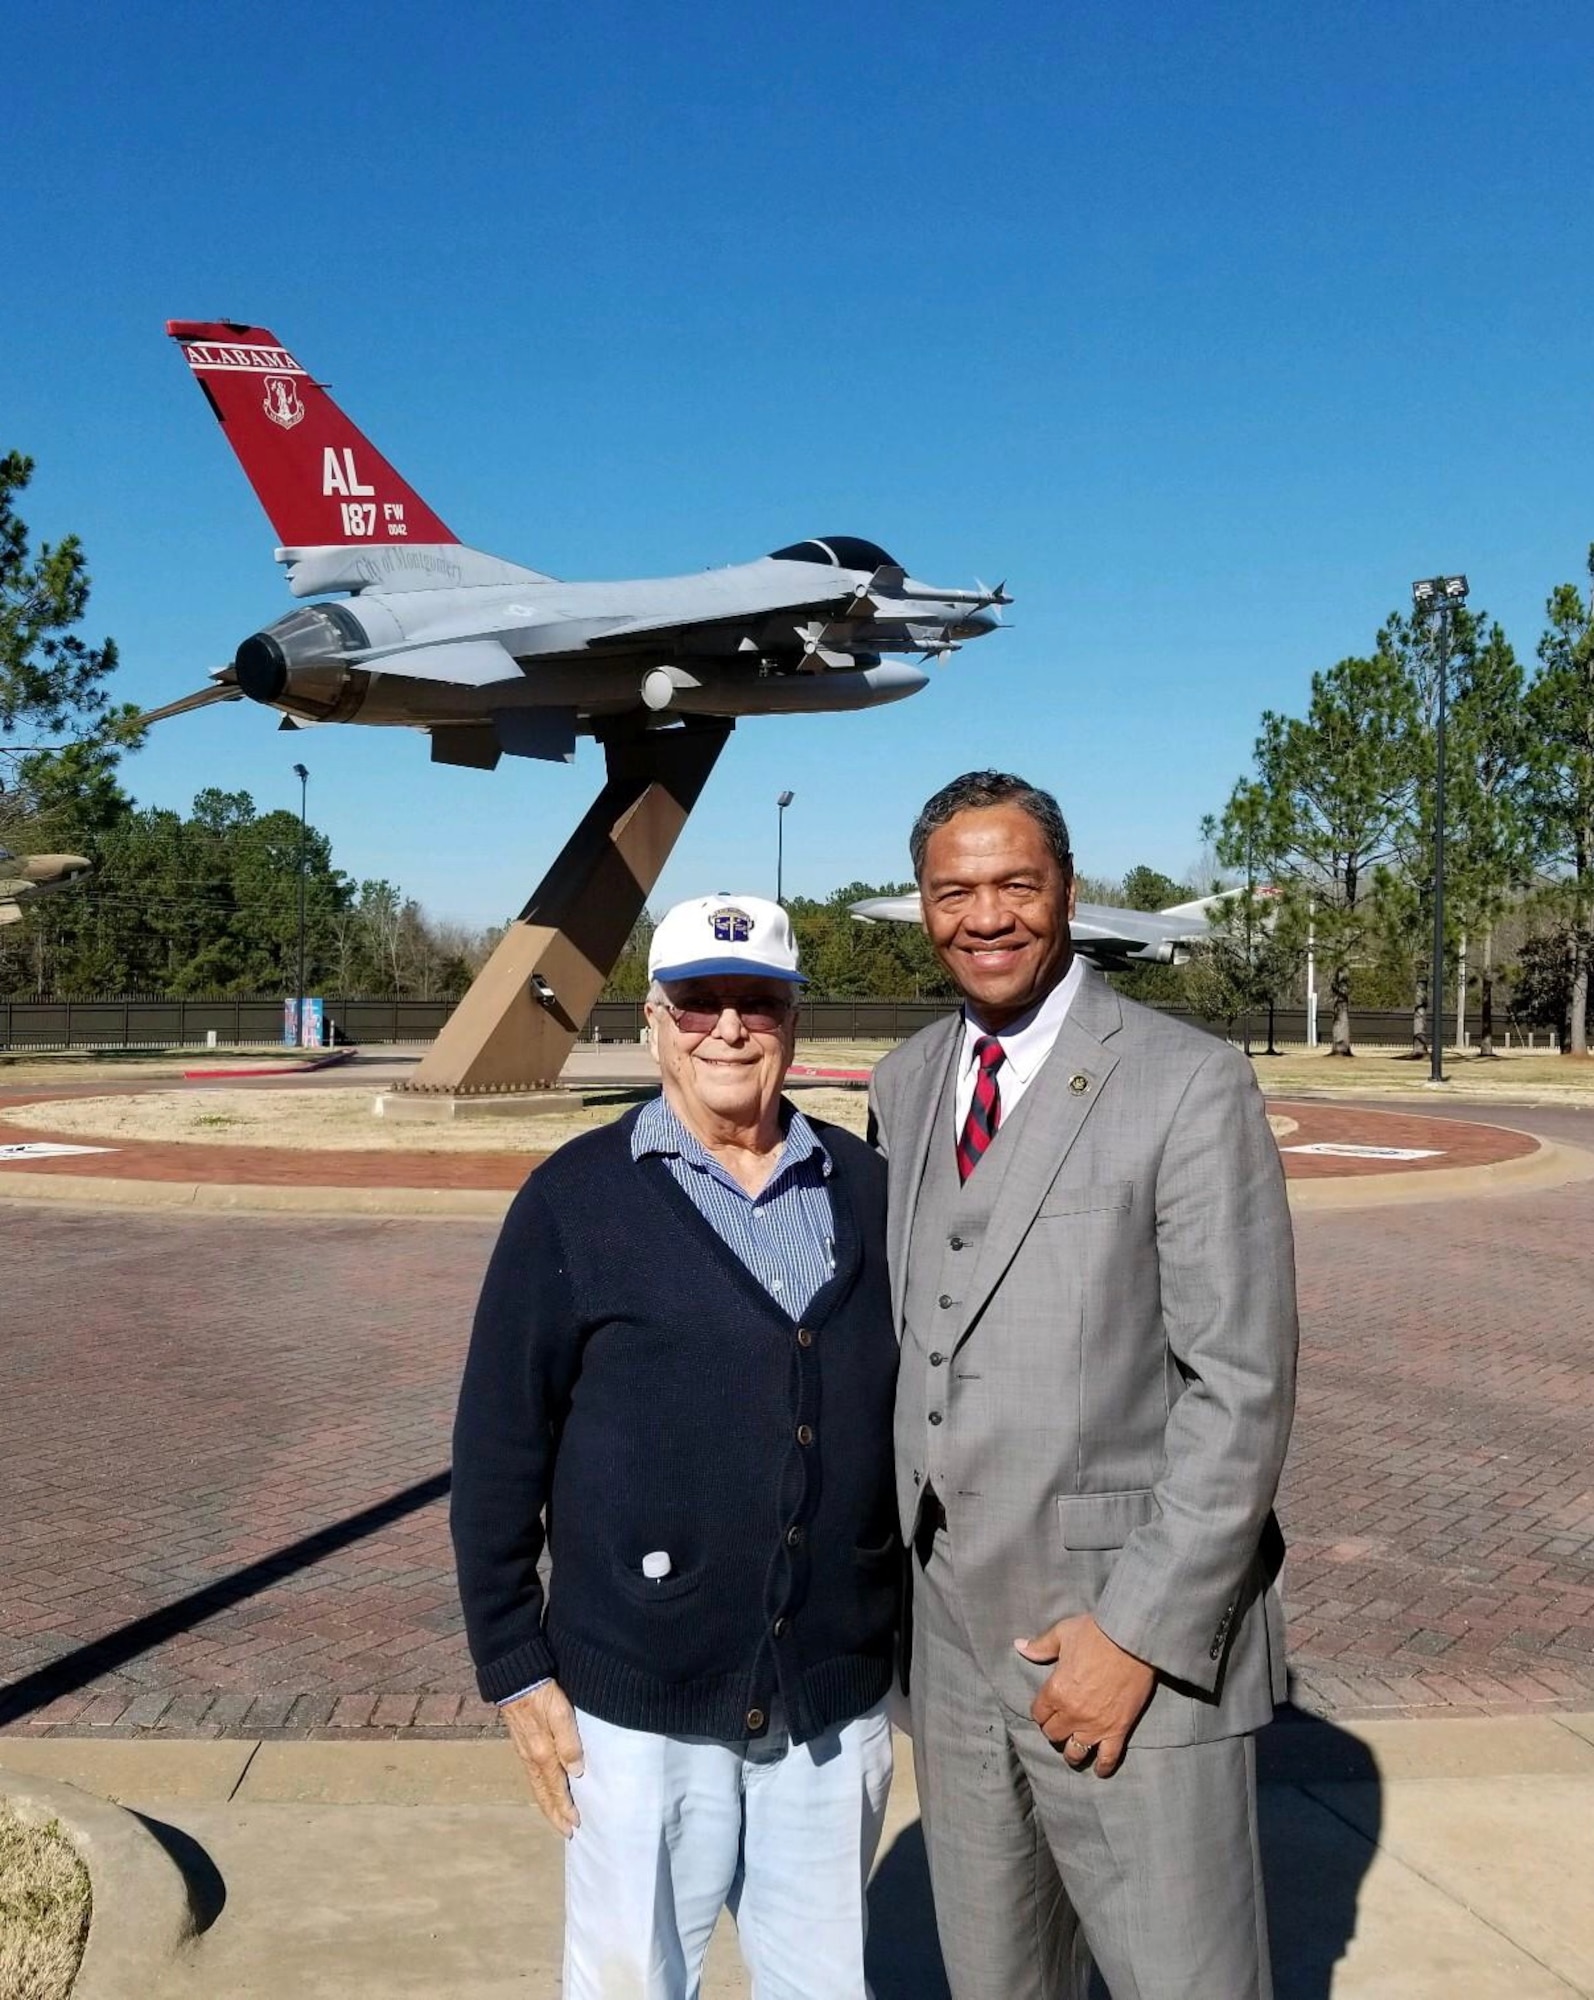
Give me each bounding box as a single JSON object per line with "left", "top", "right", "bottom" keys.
{"left": 776, "top": 790, "right": 794, "bottom": 905}
{"left": 293, "top": 762, "right": 310, "bottom": 1044}
{"left": 1411, "top": 576, "right": 1469, "bottom": 1085}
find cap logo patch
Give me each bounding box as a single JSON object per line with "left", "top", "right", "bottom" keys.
{"left": 710, "top": 907, "right": 754, "bottom": 943}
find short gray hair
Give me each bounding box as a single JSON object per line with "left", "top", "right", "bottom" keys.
{"left": 909, "top": 771, "right": 1073, "bottom": 880}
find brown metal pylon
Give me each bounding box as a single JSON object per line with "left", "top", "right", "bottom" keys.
{"left": 395, "top": 721, "right": 733, "bottom": 1095}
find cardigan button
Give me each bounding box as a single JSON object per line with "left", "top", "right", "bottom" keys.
{"left": 796, "top": 1424, "right": 814, "bottom": 1446}
{"left": 773, "top": 1615, "right": 789, "bottom": 1637}
{"left": 746, "top": 1707, "right": 766, "bottom": 1732}
{"left": 796, "top": 1328, "right": 814, "bottom": 1348}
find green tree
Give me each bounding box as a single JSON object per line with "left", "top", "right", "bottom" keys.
{"left": 1, "top": 452, "right": 120, "bottom": 747}
{"left": 1365, "top": 605, "right": 1485, "bottom": 1059}
{"left": 1527, "top": 548, "right": 1594, "bottom": 1055}
{"left": 787, "top": 884, "right": 954, "bottom": 998}
{"left": 1220, "top": 642, "right": 1422, "bottom": 1055}
{"left": 1119, "top": 865, "right": 1191, "bottom": 913}
{"left": 1449, "top": 622, "right": 1538, "bottom": 1056}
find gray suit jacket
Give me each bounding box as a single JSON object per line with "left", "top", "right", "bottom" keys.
{"left": 871, "top": 967, "right": 1299, "bottom": 1746}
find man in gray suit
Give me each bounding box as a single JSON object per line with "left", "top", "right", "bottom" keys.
{"left": 869, "top": 771, "right": 1298, "bottom": 2000}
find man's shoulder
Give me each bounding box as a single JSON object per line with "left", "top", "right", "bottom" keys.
{"left": 874, "top": 1014, "right": 958, "bottom": 1092}
{"left": 1111, "top": 991, "right": 1251, "bottom": 1081}
{"left": 520, "top": 1107, "right": 641, "bottom": 1201}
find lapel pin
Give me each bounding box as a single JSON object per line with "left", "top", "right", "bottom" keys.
{"left": 1069, "top": 1073, "right": 1090, "bottom": 1095}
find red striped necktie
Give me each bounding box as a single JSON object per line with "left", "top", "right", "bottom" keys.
{"left": 957, "top": 1035, "right": 1005, "bottom": 1183}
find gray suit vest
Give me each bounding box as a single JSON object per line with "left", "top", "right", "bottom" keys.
{"left": 898, "top": 1049, "right": 1041, "bottom": 1511}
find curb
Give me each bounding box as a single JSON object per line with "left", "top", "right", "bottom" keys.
{"left": 2, "top": 1773, "right": 198, "bottom": 1998}
{"left": 1286, "top": 1135, "right": 1594, "bottom": 1211}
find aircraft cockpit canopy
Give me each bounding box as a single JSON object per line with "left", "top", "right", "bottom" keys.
{"left": 767, "top": 537, "right": 899, "bottom": 571}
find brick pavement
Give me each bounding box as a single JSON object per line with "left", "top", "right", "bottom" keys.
{"left": 1, "top": 1108, "right": 1589, "bottom": 1737}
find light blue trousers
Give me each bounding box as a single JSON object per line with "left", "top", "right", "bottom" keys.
{"left": 563, "top": 1701, "right": 893, "bottom": 2000}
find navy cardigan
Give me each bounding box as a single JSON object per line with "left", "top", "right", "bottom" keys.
{"left": 449, "top": 1107, "right": 900, "bottom": 1745}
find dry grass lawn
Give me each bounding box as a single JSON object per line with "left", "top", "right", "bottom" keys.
{"left": 0, "top": 1803, "right": 91, "bottom": 2000}
{"left": 1248, "top": 1046, "right": 1594, "bottom": 1102}
{"left": 0, "top": 1082, "right": 872, "bottom": 1153}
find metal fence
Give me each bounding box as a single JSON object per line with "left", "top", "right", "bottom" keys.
{"left": 0, "top": 995, "right": 455, "bottom": 1051}
{"left": 1, "top": 992, "right": 1550, "bottom": 1054}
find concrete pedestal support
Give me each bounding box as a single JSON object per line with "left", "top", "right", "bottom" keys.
{"left": 392, "top": 722, "right": 732, "bottom": 1096}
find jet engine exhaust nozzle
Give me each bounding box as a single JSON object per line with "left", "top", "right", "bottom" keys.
{"left": 234, "top": 631, "right": 288, "bottom": 703}
{"left": 234, "top": 604, "right": 373, "bottom": 723}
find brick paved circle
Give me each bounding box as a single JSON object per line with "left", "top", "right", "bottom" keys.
{"left": 0, "top": 1083, "right": 1542, "bottom": 1191}
{"left": 1, "top": 1100, "right": 1590, "bottom": 1737}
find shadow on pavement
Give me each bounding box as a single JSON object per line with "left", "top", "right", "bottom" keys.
{"left": 1259, "top": 1698, "right": 1383, "bottom": 1999}
{"left": 0, "top": 1470, "right": 451, "bottom": 1725}
{"left": 865, "top": 1698, "right": 1381, "bottom": 2000}
{"left": 130, "top": 1810, "right": 228, "bottom": 1933}
{"left": 867, "top": 1816, "right": 949, "bottom": 1998}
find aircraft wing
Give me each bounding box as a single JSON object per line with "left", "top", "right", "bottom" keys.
{"left": 849, "top": 894, "right": 1207, "bottom": 967}
{"left": 582, "top": 583, "right": 872, "bottom": 651}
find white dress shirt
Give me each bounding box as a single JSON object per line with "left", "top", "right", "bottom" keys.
{"left": 952, "top": 953, "right": 1086, "bottom": 1135}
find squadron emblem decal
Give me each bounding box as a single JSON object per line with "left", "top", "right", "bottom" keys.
{"left": 710, "top": 907, "right": 754, "bottom": 943}
{"left": 262, "top": 375, "right": 305, "bottom": 430}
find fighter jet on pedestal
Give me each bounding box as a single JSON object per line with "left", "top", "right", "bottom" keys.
{"left": 850, "top": 888, "right": 1276, "bottom": 969}
{"left": 141, "top": 321, "right": 1010, "bottom": 767}
{"left": 0, "top": 849, "right": 92, "bottom": 927}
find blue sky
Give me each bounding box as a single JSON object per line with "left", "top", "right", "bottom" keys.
{"left": 7, "top": 0, "right": 1592, "bottom": 923}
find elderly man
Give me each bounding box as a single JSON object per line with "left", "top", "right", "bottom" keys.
{"left": 451, "top": 893, "right": 899, "bottom": 2000}
{"left": 869, "top": 771, "right": 1298, "bottom": 2000}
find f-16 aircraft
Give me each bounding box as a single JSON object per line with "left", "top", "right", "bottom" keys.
{"left": 849, "top": 889, "right": 1244, "bottom": 969}
{"left": 0, "top": 848, "right": 92, "bottom": 927}
{"left": 142, "top": 321, "right": 1009, "bottom": 768}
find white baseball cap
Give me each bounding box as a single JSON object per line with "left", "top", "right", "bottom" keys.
{"left": 649, "top": 894, "right": 806, "bottom": 985}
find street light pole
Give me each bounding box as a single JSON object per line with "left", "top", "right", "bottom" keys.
{"left": 293, "top": 762, "right": 309, "bottom": 1045}
{"left": 1411, "top": 576, "right": 1468, "bottom": 1086}
{"left": 776, "top": 790, "right": 794, "bottom": 905}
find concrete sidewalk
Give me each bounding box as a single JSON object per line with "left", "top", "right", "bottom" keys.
{"left": 4, "top": 1714, "right": 1592, "bottom": 1996}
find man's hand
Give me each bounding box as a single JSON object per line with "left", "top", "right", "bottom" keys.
{"left": 501, "top": 1681, "right": 585, "bottom": 1836}
{"left": 1014, "top": 1614, "right": 1156, "bottom": 1778}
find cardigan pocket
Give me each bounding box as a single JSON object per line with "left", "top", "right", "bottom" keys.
{"left": 611, "top": 1557, "right": 706, "bottom": 1604}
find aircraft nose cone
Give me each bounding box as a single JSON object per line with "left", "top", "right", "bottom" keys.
{"left": 952, "top": 610, "right": 1000, "bottom": 639}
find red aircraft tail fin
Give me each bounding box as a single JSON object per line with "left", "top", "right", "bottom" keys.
{"left": 167, "top": 320, "right": 457, "bottom": 548}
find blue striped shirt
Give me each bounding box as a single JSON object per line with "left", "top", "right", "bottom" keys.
{"left": 631, "top": 1094, "right": 836, "bottom": 1319}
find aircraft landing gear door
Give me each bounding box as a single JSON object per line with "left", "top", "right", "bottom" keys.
{"left": 394, "top": 722, "right": 733, "bottom": 1097}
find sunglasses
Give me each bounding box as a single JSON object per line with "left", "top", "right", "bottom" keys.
{"left": 660, "top": 993, "right": 794, "bottom": 1036}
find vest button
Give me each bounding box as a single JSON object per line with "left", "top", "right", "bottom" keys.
{"left": 796, "top": 1328, "right": 814, "bottom": 1348}
{"left": 938, "top": 1294, "right": 953, "bottom": 1310}
{"left": 948, "top": 1236, "right": 964, "bottom": 1250}
{"left": 746, "top": 1708, "right": 766, "bottom": 1732}
{"left": 796, "top": 1424, "right": 814, "bottom": 1446}
{"left": 929, "top": 1351, "right": 946, "bottom": 1367}
{"left": 928, "top": 1410, "right": 944, "bottom": 1426}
